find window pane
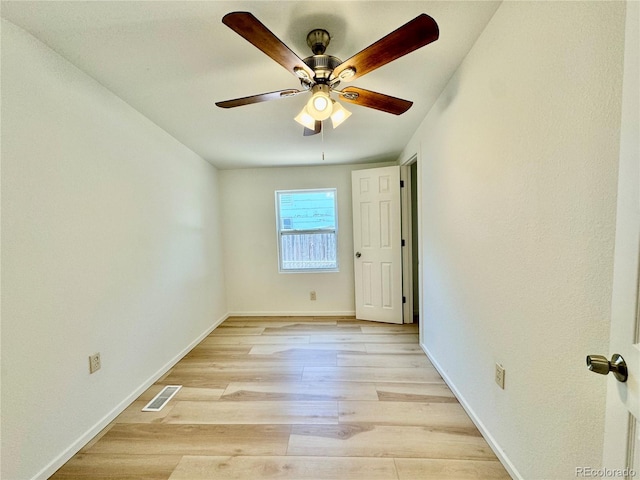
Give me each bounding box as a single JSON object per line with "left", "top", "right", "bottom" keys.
{"left": 280, "top": 232, "right": 337, "bottom": 270}
{"left": 279, "top": 191, "right": 336, "bottom": 231}
{"left": 276, "top": 188, "right": 338, "bottom": 272}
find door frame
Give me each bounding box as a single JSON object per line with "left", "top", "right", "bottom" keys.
{"left": 400, "top": 155, "right": 418, "bottom": 323}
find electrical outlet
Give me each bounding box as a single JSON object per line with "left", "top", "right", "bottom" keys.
{"left": 310, "top": 291, "right": 317, "bottom": 301}
{"left": 495, "top": 363, "right": 505, "bottom": 389}
{"left": 89, "top": 353, "right": 101, "bottom": 374}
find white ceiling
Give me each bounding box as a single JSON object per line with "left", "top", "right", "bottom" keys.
{"left": 1, "top": 1, "right": 500, "bottom": 169}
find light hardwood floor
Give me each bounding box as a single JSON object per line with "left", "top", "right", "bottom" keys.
{"left": 51, "top": 316, "right": 511, "bottom": 479}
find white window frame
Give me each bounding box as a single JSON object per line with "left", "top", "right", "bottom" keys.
{"left": 275, "top": 188, "right": 339, "bottom": 273}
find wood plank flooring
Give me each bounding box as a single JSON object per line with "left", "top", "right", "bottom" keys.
{"left": 50, "top": 316, "right": 511, "bottom": 480}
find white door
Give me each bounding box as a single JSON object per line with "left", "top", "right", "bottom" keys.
{"left": 352, "top": 166, "right": 403, "bottom": 324}
{"left": 601, "top": 1, "right": 639, "bottom": 472}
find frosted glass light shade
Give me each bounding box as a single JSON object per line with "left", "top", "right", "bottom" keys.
{"left": 306, "top": 91, "right": 332, "bottom": 121}
{"left": 330, "top": 101, "right": 352, "bottom": 128}
{"left": 294, "top": 107, "right": 317, "bottom": 129}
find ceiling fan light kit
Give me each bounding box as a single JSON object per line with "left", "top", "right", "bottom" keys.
{"left": 295, "top": 98, "right": 352, "bottom": 130}
{"left": 216, "top": 11, "right": 439, "bottom": 136}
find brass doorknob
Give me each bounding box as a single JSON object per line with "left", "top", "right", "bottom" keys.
{"left": 586, "top": 354, "right": 628, "bottom": 383}
{"left": 355, "top": 252, "right": 362, "bottom": 258}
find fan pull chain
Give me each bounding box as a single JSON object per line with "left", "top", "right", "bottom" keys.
{"left": 321, "top": 122, "right": 325, "bottom": 161}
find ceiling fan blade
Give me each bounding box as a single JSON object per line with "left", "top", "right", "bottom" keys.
{"left": 222, "top": 12, "right": 315, "bottom": 80}
{"left": 332, "top": 14, "right": 438, "bottom": 82}
{"left": 339, "top": 87, "right": 413, "bottom": 115}
{"left": 216, "top": 89, "right": 302, "bottom": 108}
{"left": 303, "top": 121, "right": 322, "bottom": 136}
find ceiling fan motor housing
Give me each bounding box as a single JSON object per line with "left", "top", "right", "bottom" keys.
{"left": 303, "top": 55, "right": 342, "bottom": 84}
{"left": 303, "top": 29, "right": 342, "bottom": 85}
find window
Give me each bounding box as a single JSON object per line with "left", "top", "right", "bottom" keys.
{"left": 275, "top": 188, "right": 338, "bottom": 272}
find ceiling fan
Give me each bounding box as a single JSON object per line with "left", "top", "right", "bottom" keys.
{"left": 215, "top": 11, "right": 439, "bottom": 136}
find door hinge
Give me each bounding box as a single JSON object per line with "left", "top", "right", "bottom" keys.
{"left": 400, "top": 180, "right": 405, "bottom": 188}
{"left": 403, "top": 296, "right": 407, "bottom": 303}
{"left": 401, "top": 239, "right": 406, "bottom": 246}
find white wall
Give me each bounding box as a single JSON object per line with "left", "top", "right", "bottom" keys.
{"left": 400, "top": 2, "right": 627, "bottom": 479}
{"left": 1, "top": 20, "right": 227, "bottom": 480}
{"left": 220, "top": 163, "right": 390, "bottom": 316}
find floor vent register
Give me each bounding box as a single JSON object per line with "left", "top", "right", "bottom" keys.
{"left": 142, "top": 385, "right": 182, "bottom": 412}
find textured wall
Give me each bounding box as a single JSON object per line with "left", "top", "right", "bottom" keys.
{"left": 401, "top": 2, "right": 626, "bottom": 478}
{"left": 1, "top": 20, "right": 227, "bottom": 480}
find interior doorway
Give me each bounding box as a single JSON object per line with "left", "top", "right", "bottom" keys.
{"left": 400, "top": 156, "right": 420, "bottom": 324}
{"left": 410, "top": 161, "right": 419, "bottom": 324}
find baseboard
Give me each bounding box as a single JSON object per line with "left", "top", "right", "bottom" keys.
{"left": 33, "top": 313, "right": 229, "bottom": 480}
{"left": 420, "top": 342, "right": 523, "bottom": 480}
{"left": 228, "top": 310, "right": 356, "bottom": 317}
